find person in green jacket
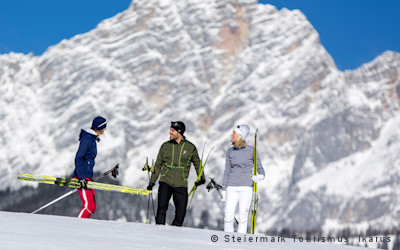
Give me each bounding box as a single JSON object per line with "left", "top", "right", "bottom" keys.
{"left": 147, "top": 121, "right": 205, "bottom": 226}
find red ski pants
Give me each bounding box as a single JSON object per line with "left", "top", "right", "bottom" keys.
{"left": 77, "top": 187, "right": 96, "bottom": 218}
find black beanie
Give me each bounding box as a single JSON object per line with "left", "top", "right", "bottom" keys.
{"left": 171, "top": 121, "right": 185, "bottom": 135}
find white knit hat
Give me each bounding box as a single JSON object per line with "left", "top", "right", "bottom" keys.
{"left": 234, "top": 125, "right": 250, "bottom": 141}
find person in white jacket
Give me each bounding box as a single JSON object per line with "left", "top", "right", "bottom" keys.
{"left": 221, "top": 124, "right": 265, "bottom": 233}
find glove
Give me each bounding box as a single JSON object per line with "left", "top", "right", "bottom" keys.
{"left": 220, "top": 190, "right": 226, "bottom": 203}
{"left": 195, "top": 176, "right": 206, "bottom": 186}
{"left": 79, "top": 179, "right": 88, "bottom": 189}
{"left": 147, "top": 182, "right": 155, "bottom": 190}
{"left": 252, "top": 174, "right": 265, "bottom": 183}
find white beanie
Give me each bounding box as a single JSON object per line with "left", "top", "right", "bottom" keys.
{"left": 234, "top": 125, "right": 250, "bottom": 141}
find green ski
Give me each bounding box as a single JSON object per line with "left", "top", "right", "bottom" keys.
{"left": 188, "top": 142, "right": 213, "bottom": 208}
{"left": 250, "top": 129, "right": 258, "bottom": 234}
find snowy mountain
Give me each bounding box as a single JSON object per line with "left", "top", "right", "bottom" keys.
{"left": 0, "top": 211, "right": 371, "bottom": 250}
{"left": 1, "top": 0, "right": 400, "bottom": 234}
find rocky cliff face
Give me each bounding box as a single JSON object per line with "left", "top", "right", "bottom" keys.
{"left": 1, "top": 0, "right": 400, "bottom": 233}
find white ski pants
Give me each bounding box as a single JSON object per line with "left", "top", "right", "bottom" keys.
{"left": 224, "top": 186, "right": 253, "bottom": 234}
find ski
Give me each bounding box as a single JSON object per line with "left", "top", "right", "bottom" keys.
{"left": 250, "top": 129, "right": 259, "bottom": 234}
{"left": 31, "top": 164, "right": 119, "bottom": 214}
{"left": 188, "top": 142, "right": 207, "bottom": 207}
{"left": 18, "top": 173, "right": 151, "bottom": 195}
{"left": 188, "top": 143, "right": 214, "bottom": 208}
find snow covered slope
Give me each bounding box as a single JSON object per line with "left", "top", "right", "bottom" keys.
{"left": 0, "top": 211, "right": 368, "bottom": 250}
{"left": 1, "top": 0, "right": 400, "bottom": 233}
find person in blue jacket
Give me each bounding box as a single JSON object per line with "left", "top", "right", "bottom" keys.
{"left": 73, "top": 116, "right": 107, "bottom": 218}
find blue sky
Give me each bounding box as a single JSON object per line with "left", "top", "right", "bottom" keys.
{"left": 264, "top": 0, "right": 400, "bottom": 70}
{"left": 0, "top": 0, "right": 399, "bottom": 71}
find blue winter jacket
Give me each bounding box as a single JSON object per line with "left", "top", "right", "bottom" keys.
{"left": 73, "top": 129, "right": 98, "bottom": 180}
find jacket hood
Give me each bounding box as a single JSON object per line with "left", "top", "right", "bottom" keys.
{"left": 79, "top": 129, "right": 98, "bottom": 141}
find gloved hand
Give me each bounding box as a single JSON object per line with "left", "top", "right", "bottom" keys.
{"left": 195, "top": 176, "right": 206, "bottom": 186}
{"left": 147, "top": 182, "right": 155, "bottom": 190}
{"left": 220, "top": 190, "right": 226, "bottom": 202}
{"left": 251, "top": 174, "right": 265, "bottom": 183}
{"left": 79, "top": 179, "right": 88, "bottom": 189}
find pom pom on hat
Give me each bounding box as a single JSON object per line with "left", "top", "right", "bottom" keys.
{"left": 234, "top": 125, "right": 250, "bottom": 140}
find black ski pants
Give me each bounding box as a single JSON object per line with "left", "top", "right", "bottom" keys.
{"left": 156, "top": 182, "right": 188, "bottom": 226}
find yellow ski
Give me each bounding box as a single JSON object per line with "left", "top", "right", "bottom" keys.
{"left": 18, "top": 173, "right": 151, "bottom": 195}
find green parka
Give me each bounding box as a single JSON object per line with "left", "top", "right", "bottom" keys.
{"left": 151, "top": 139, "right": 203, "bottom": 188}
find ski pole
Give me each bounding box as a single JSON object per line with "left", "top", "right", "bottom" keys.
{"left": 143, "top": 158, "right": 156, "bottom": 223}
{"left": 150, "top": 160, "right": 156, "bottom": 219}
{"left": 31, "top": 164, "right": 119, "bottom": 214}
{"left": 31, "top": 189, "right": 76, "bottom": 214}
{"left": 215, "top": 187, "right": 239, "bottom": 225}
{"left": 206, "top": 178, "right": 239, "bottom": 225}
